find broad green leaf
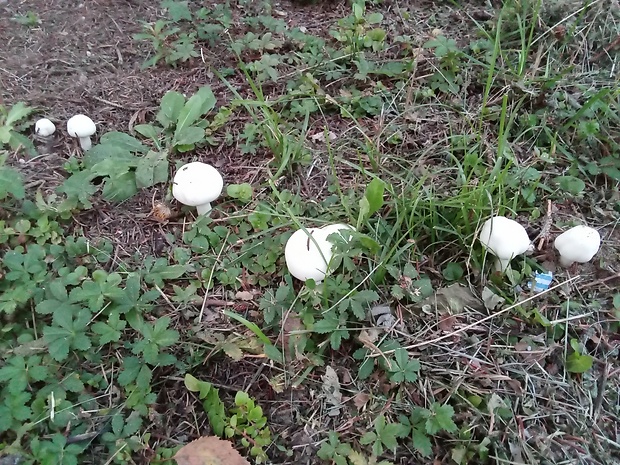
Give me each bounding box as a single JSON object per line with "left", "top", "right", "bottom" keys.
{"left": 554, "top": 175, "right": 585, "bottom": 195}
{"left": 174, "top": 86, "right": 216, "bottom": 136}
{"left": 172, "top": 126, "right": 205, "bottom": 147}
{"left": 0, "top": 126, "right": 11, "bottom": 144}
{"left": 364, "top": 178, "right": 385, "bottom": 217}
{"left": 566, "top": 351, "right": 593, "bottom": 373}
{"left": 90, "top": 156, "right": 139, "bottom": 176}
{"left": 135, "top": 150, "right": 169, "bottom": 188}
{"left": 0, "top": 165, "right": 25, "bottom": 200}
{"left": 133, "top": 124, "right": 160, "bottom": 140}
{"left": 56, "top": 171, "right": 97, "bottom": 207}
{"left": 157, "top": 91, "right": 186, "bottom": 127}
{"left": 82, "top": 143, "right": 140, "bottom": 169}
{"left": 102, "top": 172, "right": 138, "bottom": 202}
{"left": 99, "top": 131, "right": 147, "bottom": 153}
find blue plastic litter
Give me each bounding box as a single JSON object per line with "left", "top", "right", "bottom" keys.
{"left": 528, "top": 271, "right": 553, "bottom": 292}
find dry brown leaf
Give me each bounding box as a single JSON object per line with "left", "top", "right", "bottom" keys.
{"left": 282, "top": 311, "right": 304, "bottom": 361}
{"left": 235, "top": 291, "right": 254, "bottom": 301}
{"left": 438, "top": 314, "right": 457, "bottom": 332}
{"left": 352, "top": 392, "right": 371, "bottom": 410}
{"left": 173, "top": 436, "right": 250, "bottom": 465}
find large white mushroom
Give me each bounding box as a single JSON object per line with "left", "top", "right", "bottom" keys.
{"left": 479, "top": 216, "right": 532, "bottom": 272}
{"left": 67, "top": 114, "right": 96, "bottom": 150}
{"left": 554, "top": 225, "right": 601, "bottom": 267}
{"left": 285, "top": 223, "right": 355, "bottom": 283}
{"left": 172, "top": 162, "right": 223, "bottom": 215}
{"left": 35, "top": 118, "right": 56, "bottom": 138}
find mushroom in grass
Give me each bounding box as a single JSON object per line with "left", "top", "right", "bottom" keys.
{"left": 35, "top": 118, "right": 56, "bottom": 138}
{"left": 479, "top": 216, "right": 532, "bottom": 272}
{"left": 285, "top": 223, "right": 355, "bottom": 283}
{"left": 67, "top": 114, "right": 96, "bottom": 150}
{"left": 172, "top": 162, "right": 223, "bottom": 216}
{"left": 554, "top": 225, "right": 601, "bottom": 267}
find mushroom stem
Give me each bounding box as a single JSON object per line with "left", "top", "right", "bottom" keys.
{"left": 196, "top": 202, "right": 213, "bottom": 215}
{"left": 559, "top": 256, "right": 574, "bottom": 267}
{"left": 79, "top": 137, "right": 92, "bottom": 151}
{"left": 495, "top": 257, "right": 512, "bottom": 273}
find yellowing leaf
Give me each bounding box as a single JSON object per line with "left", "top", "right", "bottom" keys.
{"left": 174, "top": 436, "right": 250, "bottom": 465}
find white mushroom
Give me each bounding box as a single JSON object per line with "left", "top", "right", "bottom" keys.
{"left": 285, "top": 227, "right": 333, "bottom": 283}
{"left": 67, "top": 114, "right": 96, "bottom": 150}
{"left": 554, "top": 225, "right": 601, "bottom": 267}
{"left": 35, "top": 118, "right": 56, "bottom": 138}
{"left": 172, "top": 162, "right": 223, "bottom": 215}
{"left": 284, "top": 223, "right": 355, "bottom": 283}
{"left": 479, "top": 216, "right": 532, "bottom": 272}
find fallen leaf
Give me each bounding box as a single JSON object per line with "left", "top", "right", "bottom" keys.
{"left": 352, "top": 392, "right": 371, "bottom": 410}
{"left": 358, "top": 328, "right": 379, "bottom": 345}
{"left": 173, "top": 436, "right": 250, "bottom": 465}
{"left": 482, "top": 286, "right": 505, "bottom": 311}
{"left": 282, "top": 311, "right": 304, "bottom": 361}
{"left": 235, "top": 291, "right": 254, "bottom": 301}
{"left": 221, "top": 342, "right": 243, "bottom": 361}
{"left": 419, "top": 283, "right": 484, "bottom": 313}
{"left": 322, "top": 366, "right": 343, "bottom": 417}
{"left": 438, "top": 314, "right": 457, "bottom": 332}
{"left": 310, "top": 130, "right": 337, "bottom": 143}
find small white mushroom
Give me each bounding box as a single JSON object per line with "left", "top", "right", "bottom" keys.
{"left": 479, "top": 216, "right": 532, "bottom": 272}
{"left": 35, "top": 118, "right": 56, "bottom": 138}
{"left": 284, "top": 223, "right": 355, "bottom": 283}
{"left": 172, "top": 162, "right": 223, "bottom": 215}
{"left": 67, "top": 114, "right": 96, "bottom": 150}
{"left": 554, "top": 225, "right": 601, "bottom": 267}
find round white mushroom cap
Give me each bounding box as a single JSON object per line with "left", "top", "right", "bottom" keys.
{"left": 285, "top": 223, "right": 355, "bottom": 283}
{"left": 479, "top": 216, "right": 532, "bottom": 272}
{"left": 67, "top": 114, "right": 96, "bottom": 150}
{"left": 35, "top": 118, "right": 56, "bottom": 137}
{"left": 285, "top": 227, "right": 333, "bottom": 282}
{"left": 554, "top": 225, "right": 601, "bottom": 267}
{"left": 172, "top": 162, "right": 224, "bottom": 215}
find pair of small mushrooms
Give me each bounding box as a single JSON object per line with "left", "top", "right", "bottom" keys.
{"left": 479, "top": 215, "right": 601, "bottom": 272}
{"left": 35, "top": 115, "right": 97, "bottom": 150}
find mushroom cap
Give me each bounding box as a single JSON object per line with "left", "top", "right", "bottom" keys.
{"left": 479, "top": 216, "right": 531, "bottom": 260}
{"left": 172, "top": 162, "right": 224, "bottom": 207}
{"left": 285, "top": 227, "right": 334, "bottom": 282}
{"left": 318, "top": 223, "right": 356, "bottom": 243}
{"left": 66, "top": 114, "right": 96, "bottom": 138}
{"left": 35, "top": 118, "right": 56, "bottom": 137}
{"left": 554, "top": 225, "right": 601, "bottom": 264}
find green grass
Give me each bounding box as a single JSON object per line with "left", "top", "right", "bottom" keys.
{"left": 1, "top": 0, "right": 619, "bottom": 463}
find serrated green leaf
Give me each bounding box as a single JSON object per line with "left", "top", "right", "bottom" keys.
{"left": 412, "top": 427, "right": 433, "bottom": 456}
{"left": 135, "top": 150, "right": 169, "bottom": 188}
{"left": 426, "top": 403, "right": 457, "bottom": 435}
{"left": 102, "top": 171, "right": 138, "bottom": 201}
{"left": 56, "top": 171, "right": 97, "bottom": 207}
{"left": 5, "top": 102, "right": 34, "bottom": 126}
{"left": 0, "top": 165, "right": 25, "bottom": 200}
